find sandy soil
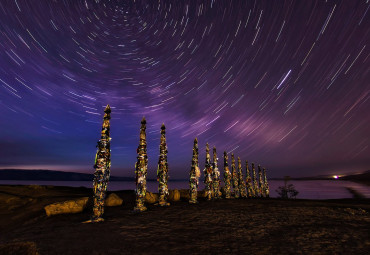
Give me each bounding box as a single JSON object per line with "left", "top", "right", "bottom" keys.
{"left": 0, "top": 185, "right": 369, "bottom": 255}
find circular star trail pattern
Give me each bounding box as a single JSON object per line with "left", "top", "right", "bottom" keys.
{"left": 0, "top": 0, "right": 369, "bottom": 178}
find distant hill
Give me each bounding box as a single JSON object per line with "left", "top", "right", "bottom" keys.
{"left": 0, "top": 169, "right": 135, "bottom": 182}
{"left": 262, "top": 170, "right": 370, "bottom": 183}
{"left": 340, "top": 170, "right": 370, "bottom": 185}
{"left": 272, "top": 171, "right": 370, "bottom": 187}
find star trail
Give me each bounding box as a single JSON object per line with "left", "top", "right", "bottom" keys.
{"left": 0, "top": 0, "right": 369, "bottom": 178}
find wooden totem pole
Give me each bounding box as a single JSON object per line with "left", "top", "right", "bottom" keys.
{"left": 157, "top": 124, "right": 170, "bottom": 206}
{"left": 134, "top": 117, "right": 148, "bottom": 212}
{"left": 223, "top": 151, "right": 232, "bottom": 199}
{"left": 245, "top": 160, "right": 254, "bottom": 198}
{"left": 252, "top": 163, "right": 259, "bottom": 197}
{"left": 203, "top": 143, "right": 213, "bottom": 200}
{"left": 189, "top": 138, "right": 200, "bottom": 203}
{"left": 238, "top": 157, "right": 247, "bottom": 198}
{"left": 231, "top": 153, "right": 240, "bottom": 198}
{"left": 263, "top": 167, "right": 270, "bottom": 198}
{"left": 212, "top": 146, "right": 221, "bottom": 199}
{"left": 88, "top": 105, "right": 111, "bottom": 223}
{"left": 258, "top": 164, "right": 264, "bottom": 197}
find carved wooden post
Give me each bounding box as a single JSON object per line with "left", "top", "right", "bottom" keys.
{"left": 157, "top": 124, "right": 170, "bottom": 206}
{"left": 203, "top": 143, "right": 213, "bottom": 200}
{"left": 212, "top": 147, "right": 221, "bottom": 199}
{"left": 134, "top": 117, "right": 148, "bottom": 212}
{"left": 88, "top": 105, "right": 111, "bottom": 222}
{"left": 189, "top": 138, "right": 200, "bottom": 203}
{"left": 231, "top": 153, "right": 240, "bottom": 198}
{"left": 223, "top": 152, "right": 232, "bottom": 199}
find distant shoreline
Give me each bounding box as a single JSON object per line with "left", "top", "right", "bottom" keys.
{"left": 269, "top": 178, "right": 370, "bottom": 186}
{"left": 1, "top": 169, "right": 369, "bottom": 187}
{"left": 1, "top": 169, "right": 369, "bottom": 179}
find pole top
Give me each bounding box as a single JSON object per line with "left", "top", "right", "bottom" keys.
{"left": 141, "top": 116, "right": 146, "bottom": 125}
{"left": 104, "top": 104, "right": 111, "bottom": 113}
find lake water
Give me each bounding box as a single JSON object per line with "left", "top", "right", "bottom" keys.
{"left": 1, "top": 180, "right": 369, "bottom": 200}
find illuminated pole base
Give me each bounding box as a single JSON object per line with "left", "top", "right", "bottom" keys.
{"left": 133, "top": 197, "right": 147, "bottom": 212}
{"left": 155, "top": 194, "right": 170, "bottom": 206}
{"left": 215, "top": 191, "right": 222, "bottom": 199}
{"left": 205, "top": 190, "right": 212, "bottom": 201}
{"left": 133, "top": 205, "right": 147, "bottom": 212}
{"left": 213, "top": 189, "right": 221, "bottom": 199}
{"left": 189, "top": 192, "right": 198, "bottom": 204}
{"left": 82, "top": 217, "right": 104, "bottom": 224}
{"left": 156, "top": 201, "right": 170, "bottom": 207}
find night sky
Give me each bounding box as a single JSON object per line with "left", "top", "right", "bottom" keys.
{"left": 0, "top": 0, "right": 369, "bottom": 178}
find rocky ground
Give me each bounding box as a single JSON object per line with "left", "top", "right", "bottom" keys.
{"left": 0, "top": 185, "right": 369, "bottom": 255}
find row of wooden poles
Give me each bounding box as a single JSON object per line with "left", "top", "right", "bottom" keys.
{"left": 86, "top": 105, "right": 269, "bottom": 223}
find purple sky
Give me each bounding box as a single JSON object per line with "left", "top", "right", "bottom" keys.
{"left": 0, "top": 0, "right": 369, "bottom": 178}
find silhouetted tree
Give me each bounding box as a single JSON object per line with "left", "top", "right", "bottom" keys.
{"left": 276, "top": 176, "right": 299, "bottom": 199}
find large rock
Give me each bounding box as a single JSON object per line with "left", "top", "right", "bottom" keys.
{"left": 145, "top": 192, "right": 158, "bottom": 204}
{"left": 105, "top": 193, "right": 123, "bottom": 207}
{"left": 168, "top": 189, "right": 181, "bottom": 202}
{"left": 44, "top": 197, "right": 89, "bottom": 216}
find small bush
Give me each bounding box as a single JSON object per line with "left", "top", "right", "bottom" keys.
{"left": 276, "top": 184, "right": 299, "bottom": 199}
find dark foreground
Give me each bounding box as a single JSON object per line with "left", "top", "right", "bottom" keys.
{"left": 0, "top": 185, "right": 369, "bottom": 255}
